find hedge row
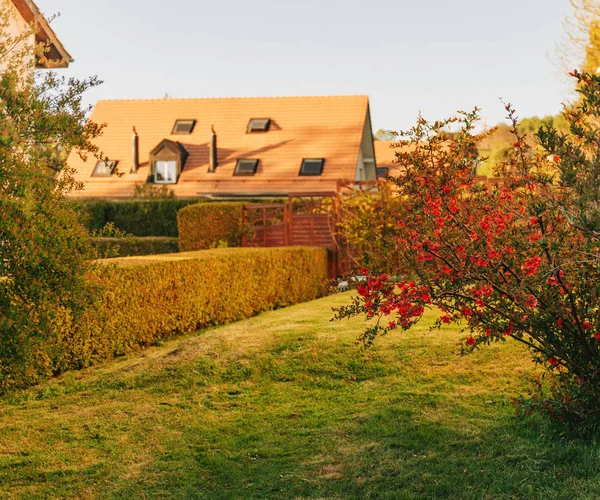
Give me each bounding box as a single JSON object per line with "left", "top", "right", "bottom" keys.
{"left": 91, "top": 237, "right": 179, "bottom": 257}
{"left": 70, "top": 199, "right": 199, "bottom": 236}
{"left": 1, "top": 247, "right": 329, "bottom": 391}
{"left": 178, "top": 202, "right": 246, "bottom": 251}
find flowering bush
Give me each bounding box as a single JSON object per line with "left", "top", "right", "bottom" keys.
{"left": 335, "top": 72, "right": 600, "bottom": 435}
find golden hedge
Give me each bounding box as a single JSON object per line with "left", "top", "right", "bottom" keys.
{"left": 35, "top": 247, "right": 329, "bottom": 385}
{"left": 177, "top": 202, "right": 245, "bottom": 251}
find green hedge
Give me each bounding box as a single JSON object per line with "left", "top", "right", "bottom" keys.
{"left": 71, "top": 199, "right": 199, "bottom": 237}
{"left": 91, "top": 237, "right": 179, "bottom": 257}
{"left": 178, "top": 202, "right": 246, "bottom": 251}
{"left": 1, "top": 247, "right": 328, "bottom": 391}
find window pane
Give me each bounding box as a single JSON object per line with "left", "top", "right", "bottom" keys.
{"left": 300, "top": 159, "right": 324, "bottom": 176}
{"left": 155, "top": 161, "right": 177, "bottom": 183}
{"left": 92, "top": 160, "right": 117, "bottom": 177}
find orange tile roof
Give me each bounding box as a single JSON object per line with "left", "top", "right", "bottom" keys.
{"left": 374, "top": 140, "right": 406, "bottom": 176}
{"left": 11, "top": 0, "right": 72, "bottom": 67}
{"left": 67, "top": 95, "right": 371, "bottom": 198}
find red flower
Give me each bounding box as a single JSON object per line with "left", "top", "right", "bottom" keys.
{"left": 521, "top": 256, "right": 542, "bottom": 276}
{"left": 548, "top": 357, "right": 559, "bottom": 366}
{"left": 594, "top": 332, "right": 600, "bottom": 340}
{"left": 357, "top": 284, "right": 369, "bottom": 298}
{"left": 466, "top": 336, "right": 476, "bottom": 346}
{"left": 556, "top": 318, "right": 564, "bottom": 328}
{"left": 513, "top": 141, "right": 520, "bottom": 148}
{"left": 525, "top": 295, "right": 538, "bottom": 308}
{"left": 583, "top": 321, "right": 592, "bottom": 330}
{"left": 462, "top": 307, "right": 473, "bottom": 318}
{"left": 440, "top": 314, "right": 452, "bottom": 324}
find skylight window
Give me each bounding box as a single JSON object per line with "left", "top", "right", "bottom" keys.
{"left": 234, "top": 159, "right": 259, "bottom": 176}
{"left": 247, "top": 118, "right": 271, "bottom": 133}
{"left": 299, "top": 158, "right": 324, "bottom": 176}
{"left": 171, "top": 119, "right": 196, "bottom": 135}
{"left": 92, "top": 160, "right": 117, "bottom": 177}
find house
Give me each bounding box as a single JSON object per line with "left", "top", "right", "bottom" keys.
{"left": 374, "top": 140, "right": 403, "bottom": 178}
{"left": 67, "top": 95, "right": 378, "bottom": 198}
{"left": 2, "top": 0, "right": 72, "bottom": 69}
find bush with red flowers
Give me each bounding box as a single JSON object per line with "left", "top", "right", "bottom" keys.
{"left": 335, "top": 72, "right": 600, "bottom": 435}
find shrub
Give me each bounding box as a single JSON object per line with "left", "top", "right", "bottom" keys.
{"left": 335, "top": 72, "right": 600, "bottom": 436}
{"left": 73, "top": 199, "right": 199, "bottom": 237}
{"left": 0, "top": 12, "right": 104, "bottom": 391}
{"left": 91, "top": 237, "right": 179, "bottom": 257}
{"left": 1, "top": 247, "right": 328, "bottom": 391}
{"left": 178, "top": 202, "right": 246, "bottom": 251}
{"left": 337, "top": 182, "right": 405, "bottom": 274}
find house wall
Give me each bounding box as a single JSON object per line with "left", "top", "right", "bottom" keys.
{"left": 0, "top": 0, "right": 35, "bottom": 72}
{"left": 355, "top": 108, "right": 377, "bottom": 181}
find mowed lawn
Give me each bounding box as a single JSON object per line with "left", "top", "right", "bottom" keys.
{"left": 1, "top": 293, "right": 600, "bottom": 499}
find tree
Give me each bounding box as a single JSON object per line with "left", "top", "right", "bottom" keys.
{"left": 558, "top": 1, "right": 600, "bottom": 82}
{"left": 0, "top": 5, "right": 105, "bottom": 389}
{"left": 335, "top": 72, "right": 600, "bottom": 435}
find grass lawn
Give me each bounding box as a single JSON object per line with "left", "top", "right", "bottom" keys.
{"left": 1, "top": 292, "right": 599, "bottom": 499}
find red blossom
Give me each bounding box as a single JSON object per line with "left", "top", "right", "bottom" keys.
{"left": 525, "top": 295, "right": 538, "bottom": 308}
{"left": 521, "top": 256, "right": 542, "bottom": 276}
{"left": 466, "top": 336, "right": 476, "bottom": 346}
{"left": 548, "top": 357, "right": 559, "bottom": 366}
{"left": 583, "top": 321, "right": 592, "bottom": 330}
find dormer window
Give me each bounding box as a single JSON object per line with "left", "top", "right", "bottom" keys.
{"left": 171, "top": 119, "right": 196, "bottom": 135}
{"left": 299, "top": 158, "right": 324, "bottom": 176}
{"left": 247, "top": 118, "right": 271, "bottom": 133}
{"left": 92, "top": 160, "right": 117, "bottom": 177}
{"left": 149, "top": 139, "right": 188, "bottom": 184}
{"left": 234, "top": 159, "right": 259, "bottom": 176}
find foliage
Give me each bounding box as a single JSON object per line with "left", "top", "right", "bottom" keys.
{"left": 0, "top": 7, "right": 105, "bottom": 390}
{"left": 336, "top": 72, "right": 600, "bottom": 435}
{"left": 2, "top": 247, "right": 328, "bottom": 390}
{"left": 477, "top": 115, "right": 570, "bottom": 176}
{"left": 71, "top": 198, "right": 199, "bottom": 236}
{"left": 337, "top": 182, "right": 404, "bottom": 274}
{"left": 90, "top": 236, "right": 179, "bottom": 257}
{"left": 373, "top": 128, "right": 399, "bottom": 141}
{"left": 557, "top": 0, "right": 600, "bottom": 82}
{"left": 177, "top": 202, "right": 246, "bottom": 251}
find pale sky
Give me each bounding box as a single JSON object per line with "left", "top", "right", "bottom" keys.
{"left": 37, "top": 0, "right": 574, "bottom": 132}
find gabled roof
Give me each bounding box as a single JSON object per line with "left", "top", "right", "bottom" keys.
{"left": 68, "top": 95, "right": 372, "bottom": 198}
{"left": 10, "top": 0, "right": 72, "bottom": 67}
{"left": 149, "top": 138, "right": 188, "bottom": 158}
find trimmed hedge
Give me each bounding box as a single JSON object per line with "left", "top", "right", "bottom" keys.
{"left": 71, "top": 199, "right": 199, "bottom": 236}
{"left": 178, "top": 202, "right": 246, "bottom": 251}
{"left": 91, "top": 237, "right": 179, "bottom": 257}
{"left": 1, "top": 247, "right": 329, "bottom": 391}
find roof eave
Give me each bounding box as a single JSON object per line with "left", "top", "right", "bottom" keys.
{"left": 12, "top": 0, "right": 73, "bottom": 68}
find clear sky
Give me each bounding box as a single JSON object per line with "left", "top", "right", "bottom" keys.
{"left": 37, "top": 0, "right": 574, "bottom": 132}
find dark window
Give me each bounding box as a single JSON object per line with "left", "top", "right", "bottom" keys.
{"left": 247, "top": 118, "right": 271, "bottom": 133}
{"left": 299, "top": 158, "right": 324, "bottom": 176}
{"left": 376, "top": 167, "right": 389, "bottom": 178}
{"left": 171, "top": 119, "right": 196, "bottom": 135}
{"left": 234, "top": 159, "right": 259, "bottom": 176}
{"left": 92, "top": 160, "right": 117, "bottom": 177}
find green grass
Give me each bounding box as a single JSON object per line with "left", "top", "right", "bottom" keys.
{"left": 1, "top": 292, "right": 599, "bottom": 499}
